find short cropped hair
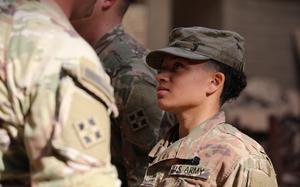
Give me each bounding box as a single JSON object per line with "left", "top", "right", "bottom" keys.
{"left": 209, "top": 60, "right": 247, "bottom": 105}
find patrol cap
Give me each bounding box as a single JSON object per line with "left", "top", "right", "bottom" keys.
{"left": 146, "top": 27, "right": 245, "bottom": 72}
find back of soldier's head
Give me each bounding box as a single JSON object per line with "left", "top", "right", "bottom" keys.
{"left": 53, "top": 0, "right": 98, "bottom": 19}
{"left": 118, "top": 0, "right": 133, "bottom": 17}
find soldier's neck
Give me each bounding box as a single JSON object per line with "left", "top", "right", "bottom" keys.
{"left": 176, "top": 102, "right": 220, "bottom": 138}
{"left": 71, "top": 13, "right": 122, "bottom": 46}
{"left": 45, "top": 0, "right": 72, "bottom": 18}
{"left": 94, "top": 18, "right": 122, "bottom": 45}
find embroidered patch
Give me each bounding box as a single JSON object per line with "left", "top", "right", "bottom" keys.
{"left": 169, "top": 164, "right": 210, "bottom": 180}
{"left": 128, "top": 109, "right": 149, "bottom": 132}
{"left": 74, "top": 117, "right": 103, "bottom": 148}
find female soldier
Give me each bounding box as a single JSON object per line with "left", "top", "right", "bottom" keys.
{"left": 140, "top": 27, "right": 278, "bottom": 187}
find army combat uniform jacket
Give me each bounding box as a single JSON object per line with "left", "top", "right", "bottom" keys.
{"left": 141, "top": 112, "right": 278, "bottom": 187}
{"left": 0, "top": 1, "right": 119, "bottom": 186}
{"left": 94, "top": 25, "right": 163, "bottom": 187}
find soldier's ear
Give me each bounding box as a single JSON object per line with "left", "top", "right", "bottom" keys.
{"left": 100, "top": 0, "right": 117, "bottom": 9}
{"left": 207, "top": 72, "right": 225, "bottom": 95}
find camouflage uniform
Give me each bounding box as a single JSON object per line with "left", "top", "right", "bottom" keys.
{"left": 141, "top": 112, "right": 278, "bottom": 187}
{"left": 141, "top": 27, "right": 279, "bottom": 186}
{"left": 93, "top": 25, "right": 163, "bottom": 187}
{"left": 0, "top": 0, "right": 119, "bottom": 186}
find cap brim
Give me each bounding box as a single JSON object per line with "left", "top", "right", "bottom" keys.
{"left": 146, "top": 47, "right": 210, "bottom": 69}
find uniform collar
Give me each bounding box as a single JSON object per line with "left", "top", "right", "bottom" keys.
{"left": 93, "top": 25, "right": 124, "bottom": 55}
{"left": 176, "top": 111, "right": 226, "bottom": 159}
{"left": 148, "top": 111, "right": 226, "bottom": 164}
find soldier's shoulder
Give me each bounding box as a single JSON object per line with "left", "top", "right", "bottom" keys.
{"left": 109, "top": 32, "right": 148, "bottom": 62}
{"left": 201, "top": 124, "right": 277, "bottom": 184}
{"left": 233, "top": 149, "right": 278, "bottom": 186}
{"left": 18, "top": 1, "right": 78, "bottom": 38}
{"left": 214, "top": 123, "right": 265, "bottom": 155}
{"left": 6, "top": 1, "right": 109, "bottom": 88}
{"left": 107, "top": 46, "right": 156, "bottom": 88}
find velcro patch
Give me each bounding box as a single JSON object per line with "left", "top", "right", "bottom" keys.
{"left": 61, "top": 59, "right": 117, "bottom": 116}
{"left": 81, "top": 66, "right": 112, "bottom": 99}
{"left": 169, "top": 164, "right": 210, "bottom": 180}
{"left": 128, "top": 109, "right": 149, "bottom": 132}
{"left": 73, "top": 117, "right": 103, "bottom": 148}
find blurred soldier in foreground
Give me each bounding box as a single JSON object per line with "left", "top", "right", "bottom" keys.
{"left": 72, "top": 0, "right": 163, "bottom": 186}
{"left": 140, "top": 27, "right": 278, "bottom": 187}
{"left": 0, "top": 0, "right": 120, "bottom": 186}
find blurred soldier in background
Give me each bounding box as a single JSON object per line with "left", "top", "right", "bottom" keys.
{"left": 224, "top": 77, "right": 300, "bottom": 186}
{"left": 225, "top": 77, "right": 300, "bottom": 132}
{"left": 273, "top": 115, "right": 300, "bottom": 186}
{"left": 72, "top": 0, "right": 163, "bottom": 186}
{"left": 0, "top": 0, "right": 120, "bottom": 186}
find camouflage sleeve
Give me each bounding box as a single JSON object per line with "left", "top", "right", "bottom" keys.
{"left": 0, "top": 3, "right": 120, "bottom": 185}
{"left": 222, "top": 156, "right": 278, "bottom": 187}
{"left": 121, "top": 77, "right": 162, "bottom": 150}
{"left": 25, "top": 60, "right": 120, "bottom": 187}
{"left": 115, "top": 73, "right": 163, "bottom": 186}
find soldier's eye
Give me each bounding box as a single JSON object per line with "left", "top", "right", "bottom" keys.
{"left": 171, "top": 62, "right": 184, "bottom": 72}
{"left": 157, "top": 66, "right": 166, "bottom": 74}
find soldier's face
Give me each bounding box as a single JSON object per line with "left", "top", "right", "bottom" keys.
{"left": 156, "top": 55, "right": 215, "bottom": 113}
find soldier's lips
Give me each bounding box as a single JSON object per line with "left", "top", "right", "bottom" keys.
{"left": 157, "top": 87, "right": 169, "bottom": 98}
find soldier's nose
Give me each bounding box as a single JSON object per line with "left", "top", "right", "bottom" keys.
{"left": 156, "top": 71, "right": 169, "bottom": 83}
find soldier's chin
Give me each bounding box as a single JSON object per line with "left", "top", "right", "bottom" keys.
{"left": 157, "top": 101, "right": 177, "bottom": 113}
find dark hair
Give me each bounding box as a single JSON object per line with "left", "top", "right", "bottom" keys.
{"left": 118, "top": 0, "right": 131, "bottom": 17}
{"left": 209, "top": 60, "right": 247, "bottom": 105}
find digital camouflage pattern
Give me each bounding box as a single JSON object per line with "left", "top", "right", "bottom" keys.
{"left": 0, "top": 0, "right": 120, "bottom": 186}
{"left": 141, "top": 112, "right": 278, "bottom": 187}
{"left": 93, "top": 25, "right": 163, "bottom": 187}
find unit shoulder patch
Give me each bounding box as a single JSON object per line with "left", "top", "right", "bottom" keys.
{"left": 73, "top": 117, "right": 103, "bottom": 148}
{"left": 127, "top": 108, "right": 149, "bottom": 132}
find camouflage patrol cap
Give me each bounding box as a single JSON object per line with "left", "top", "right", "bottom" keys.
{"left": 146, "top": 27, "right": 245, "bottom": 72}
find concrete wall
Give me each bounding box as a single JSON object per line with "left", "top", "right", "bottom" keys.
{"left": 146, "top": 0, "right": 172, "bottom": 50}
{"left": 223, "top": 0, "right": 300, "bottom": 88}
{"left": 123, "top": 4, "right": 148, "bottom": 46}
{"left": 123, "top": 0, "right": 172, "bottom": 50}
{"left": 173, "top": 0, "right": 222, "bottom": 29}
